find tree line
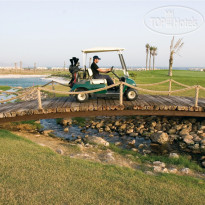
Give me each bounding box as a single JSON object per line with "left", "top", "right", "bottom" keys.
{"left": 145, "top": 44, "right": 157, "bottom": 71}
{"left": 145, "top": 37, "right": 184, "bottom": 76}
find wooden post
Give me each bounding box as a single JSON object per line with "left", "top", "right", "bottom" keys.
{"left": 52, "top": 81, "right": 56, "bottom": 97}
{"left": 195, "top": 85, "right": 199, "bottom": 107}
{"left": 37, "top": 87, "right": 42, "bottom": 109}
{"left": 119, "top": 83, "right": 123, "bottom": 105}
{"left": 168, "top": 79, "right": 172, "bottom": 96}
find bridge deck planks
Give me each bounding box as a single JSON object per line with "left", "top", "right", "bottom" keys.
{"left": 0, "top": 94, "right": 205, "bottom": 121}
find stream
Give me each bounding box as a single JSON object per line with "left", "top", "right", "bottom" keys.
{"left": 40, "top": 118, "right": 151, "bottom": 149}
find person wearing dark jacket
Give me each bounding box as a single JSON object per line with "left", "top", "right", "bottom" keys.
{"left": 91, "top": 56, "right": 114, "bottom": 86}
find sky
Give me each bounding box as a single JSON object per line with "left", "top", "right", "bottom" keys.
{"left": 0, "top": 0, "right": 204, "bottom": 68}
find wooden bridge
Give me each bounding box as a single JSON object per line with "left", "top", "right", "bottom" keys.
{"left": 0, "top": 79, "right": 205, "bottom": 123}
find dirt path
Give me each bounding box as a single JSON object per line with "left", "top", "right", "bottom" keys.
{"left": 12, "top": 131, "right": 138, "bottom": 169}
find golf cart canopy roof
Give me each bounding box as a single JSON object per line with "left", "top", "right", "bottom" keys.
{"left": 82, "top": 47, "right": 125, "bottom": 53}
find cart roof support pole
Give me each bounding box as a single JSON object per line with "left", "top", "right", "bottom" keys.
{"left": 118, "top": 51, "right": 129, "bottom": 77}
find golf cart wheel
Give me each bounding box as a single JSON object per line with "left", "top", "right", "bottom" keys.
{"left": 126, "top": 88, "right": 138, "bottom": 101}
{"left": 75, "top": 88, "right": 89, "bottom": 102}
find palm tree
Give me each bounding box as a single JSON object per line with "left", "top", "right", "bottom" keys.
{"left": 169, "top": 36, "right": 184, "bottom": 76}
{"left": 145, "top": 44, "right": 150, "bottom": 71}
{"left": 149, "top": 46, "right": 153, "bottom": 71}
{"left": 151, "top": 47, "right": 158, "bottom": 70}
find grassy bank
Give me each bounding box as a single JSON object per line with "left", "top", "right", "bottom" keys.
{"left": 0, "top": 85, "right": 11, "bottom": 91}
{"left": 0, "top": 129, "right": 205, "bottom": 204}
{"left": 108, "top": 144, "right": 204, "bottom": 173}
{"left": 0, "top": 120, "right": 42, "bottom": 131}
{"left": 128, "top": 70, "right": 205, "bottom": 86}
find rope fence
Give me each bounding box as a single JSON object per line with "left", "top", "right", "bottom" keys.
{"left": 36, "top": 79, "right": 205, "bottom": 109}
{"left": 0, "top": 79, "right": 205, "bottom": 109}
{"left": 0, "top": 88, "right": 36, "bottom": 104}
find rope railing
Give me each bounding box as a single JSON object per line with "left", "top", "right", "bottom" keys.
{"left": 199, "top": 85, "right": 205, "bottom": 91}
{"left": 0, "top": 88, "right": 36, "bottom": 104}
{"left": 171, "top": 79, "right": 190, "bottom": 88}
{"left": 122, "top": 81, "right": 196, "bottom": 95}
{"left": 0, "top": 78, "right": 205, "bottom": 109}
{"left": 36, "top": 79, "right": 205, "bottom": 109}
{"left": 41, "top": 81, "right": 54, "bottom": 87}
{"left": 40, "top": 83, "right": 121, "bottom": 95}
{"left": 0, "top": 91, "right": 18, "bottom": 95}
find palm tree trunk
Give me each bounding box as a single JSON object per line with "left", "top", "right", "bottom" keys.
{"left": 169, "top": 64, "right": 173, "bottom": 76}
{"left": 169, "top": 56, "right": 173, "bottom": 76}
{"left": 153, "top": 55, "right": 155, "bottom": 70}
{"left": 149, "top": 53, "right": 151, "bottom": 71}
{"left": 146, "top": 52, "right": 148, "bottom": 71}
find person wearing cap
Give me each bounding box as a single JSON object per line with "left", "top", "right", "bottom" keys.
{"left": 91, "top": 56, "right": 114, "bottom": 86}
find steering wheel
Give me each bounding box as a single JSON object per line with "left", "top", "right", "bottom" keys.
{"left": 110, "top": 66, "right": 114, "bottom": 72}
{"left": 110, "top": 66, "right": 121, "bottom": 80}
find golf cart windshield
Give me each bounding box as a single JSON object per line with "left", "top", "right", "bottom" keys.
{"left": 82, "top": 47, "right": 129, "bottom": 77}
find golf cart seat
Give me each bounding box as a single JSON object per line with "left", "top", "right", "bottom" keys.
{"left": 90, "top": 79, "right": 107, "bottom": 84}
{"left": 87, "top": 68, "right": 107, "bottom": 84}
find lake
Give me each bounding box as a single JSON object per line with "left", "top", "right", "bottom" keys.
{"left": 0, "top": 76, "right": 50, "bottom": 88}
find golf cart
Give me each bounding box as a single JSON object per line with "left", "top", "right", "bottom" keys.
{"left": 70, "top": 47, "right": 138, "bottom": 102}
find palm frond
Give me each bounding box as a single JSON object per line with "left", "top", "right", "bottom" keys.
{"left": 145, "top": 44, "right": 150, "bottom": 49}
{"left": 174, "top": 38, "right": 183, "bottom": 50}
{"left": 170, "top": 36, "right": 175, "bottom": 51}
{"left": 175, "top": 42, "right": 184, "bottom": 54}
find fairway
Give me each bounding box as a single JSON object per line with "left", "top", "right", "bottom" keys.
{"left": 129, "top": 70, "right": 205, "bottom": 85}
{"left": 0, "top": 130, "right": 205, "bottom": 204}
{"left": 112, "top": 70, "right": 205, "bottom": 98}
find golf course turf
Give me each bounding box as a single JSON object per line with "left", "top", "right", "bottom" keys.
{"left": 0, "top": 129, "right": 205, "bottom": 204}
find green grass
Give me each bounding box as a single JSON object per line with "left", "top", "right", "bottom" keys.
{"left": 56, "top": 118, "right": 63, "bottom": 124}
{"left": 0, "top": 85, "right": 11, "bottom": 91}
{"left": 72, "top": 117, "right": 86, "bottom": 126}
{"left": 11, "top": 120, "right": 43, "bottom": 129}
{"left": 0, "top": 129, "right": 205, "bottom": 204}
{"left": 0, "top": 120, "right": 43, "bottom": 131}
{"left": 41, "top": 83, "right": 70, "bottom": 97}
{"left": 109, "top": 144, "right": 204, "bottom": 173}
{"left": 51, "top": 71, "right": 71, "bottom": 79}
{"left": 128, "top": 70, "right": 205, "bottom": 86}
{"left": 112, "top": 70, "right": 205, "bottom": 98}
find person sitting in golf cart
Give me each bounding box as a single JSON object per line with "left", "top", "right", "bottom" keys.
{"left": 91, "top": 56, "right": 114, "bottom": 86}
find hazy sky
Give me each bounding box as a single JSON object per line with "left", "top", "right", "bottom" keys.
{"left": 0, "top": 0, "right": 204, "bottom": 68}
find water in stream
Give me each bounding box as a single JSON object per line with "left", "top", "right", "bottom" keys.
{"left": 39, "top": 117, "right": 205, "bottom": 166}
{"left": 40, "top": 118, "right": 151, "bottom": 149}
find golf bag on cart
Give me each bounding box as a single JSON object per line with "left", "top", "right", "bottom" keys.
{"left": 68, "top": 57, "right": 81, "bottom": 88}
